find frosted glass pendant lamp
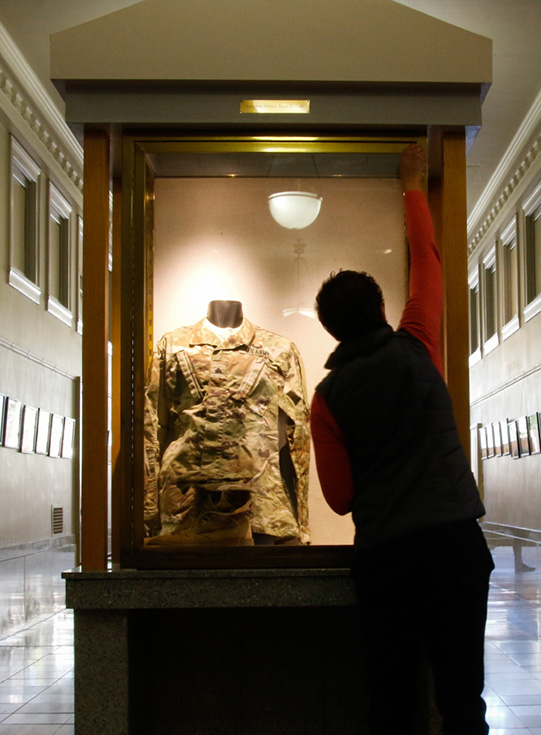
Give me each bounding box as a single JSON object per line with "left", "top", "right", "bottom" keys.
{"left": 268, "top": 191, "right": 322, "bottom": 229}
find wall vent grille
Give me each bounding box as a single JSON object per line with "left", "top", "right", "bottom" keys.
{"left": 51, "top": 506, "right": 64, "bottom": 535}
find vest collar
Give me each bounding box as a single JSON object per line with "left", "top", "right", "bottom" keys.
{"left": 324, "top": 325, "right": 394, "bottom": 369}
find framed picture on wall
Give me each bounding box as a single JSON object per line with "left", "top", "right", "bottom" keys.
{"left": 61, "top": 417, "right": 76, "bottom": 459}
{"left": 492, "top": 422, "right": 502, "bottom": 456}
{"left": 500, "top": 419, "right": 510, "bottom": 455}
{"left": 0, "top": 393, "right": 6, "bottom": 445}
{"left": 479, "top": 425, "right": 488, "bottom": 460}
{"left": 508, "top": 420, "right": 520, "bottom": 459}
{"left": 4, "top": 397, "right": 23, "bottom": 449}
{"left": 517, "top": 416, "right": 530, "bottom": 457}
{"left": 35, "top": 409, "right": 51, "bottom": 455}
{"left": 49, "top": 414, "right": 64, "bottom": 458}
{"left": 20, "top": 405, "right": 38, "bottom": 454}
{"left": 486, "top": 423, "right": 495, "bottom": 458}
{"left": 528, "top": 413, "right": 541, "bottom": 455}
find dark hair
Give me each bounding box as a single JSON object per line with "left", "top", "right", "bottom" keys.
{"left": 315, "top": 270, "right": 386, "bottom": 341}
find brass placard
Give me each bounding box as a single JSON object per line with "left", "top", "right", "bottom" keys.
{"left": 240, "top": 99, "right": 310, "bottom": 114}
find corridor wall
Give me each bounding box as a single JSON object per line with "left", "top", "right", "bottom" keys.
{"left": 0, "top": 21, "right": 82, "bottom": 634}
{"left": 468, "top": 91, "right": 541, "bottom": 539}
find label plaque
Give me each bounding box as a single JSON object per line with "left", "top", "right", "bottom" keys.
{"left": 240, "top": 100, "right": 310, "bottom": 114}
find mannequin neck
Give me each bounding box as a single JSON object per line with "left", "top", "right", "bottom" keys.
{"left": 207, "top": 300, "right": 243, "bottom": 328}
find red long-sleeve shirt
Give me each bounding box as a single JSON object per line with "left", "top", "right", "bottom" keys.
{"left": 310, "top": 190, "right": 443, "bottom": 516}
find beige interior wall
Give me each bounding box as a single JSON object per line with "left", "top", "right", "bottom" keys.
{"left": 0, "top": 120, "right": 80, "bottom": 546}
{"left": 0, "top": 350, "right": 77, "bottom": 546}
{"left": 153, "top": 176, "right": 407, "bottom": 545}
{"left": 470, "top": 317, "right": 541, "bottom": 408}
{"left": 468, "top": 137, "right": 541, "bottom": 534}
{"left": 0, "top": 122, "right": 8, "bottom": 268}
{"left": 470, "top": 316, "right": 541, "bottom": 530}
{"left": 0, "top": 126, "right": 82, "bottom": 378}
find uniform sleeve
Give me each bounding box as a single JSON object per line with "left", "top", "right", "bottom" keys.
{"left": 279, "top": 342, "right": 311, "bottom": 543}
{"left": 310, "top": 391, "right": 354, "bottom": 516}
{"left": 397, "top": 190, "right": 444, "bottom": 375}
{"left": 143, "top": 339, "right": 168, "bottom": 535}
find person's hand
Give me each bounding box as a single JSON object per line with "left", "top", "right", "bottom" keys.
{"left": 399, "top": 143, "right": 427, "bottom": 192}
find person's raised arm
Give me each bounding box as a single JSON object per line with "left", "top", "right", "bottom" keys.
{"left": 397, "top": 144, "right": 444, "bottom": 374}
{"left": 399, "top": 142, "right": 426, "bottom": 194}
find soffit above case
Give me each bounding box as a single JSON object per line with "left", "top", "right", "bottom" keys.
{"left": 50, "top": 0, "right": 491, "bottom": 86}
{"left": 49, "top": 0, "right": 492, "bottom": 129}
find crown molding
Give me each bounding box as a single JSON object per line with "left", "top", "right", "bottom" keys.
{"left": 0, "top": 21, "right": 83, "bottom": 202}
{"left": 468, "top": 89, "right": 541, "bottom": 255}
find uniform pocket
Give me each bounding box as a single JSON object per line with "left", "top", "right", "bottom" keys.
{"left": 233, "top": 358, "right": 281, "bottom": 416}
{"left": 173, "top": 350, "right": 204, "bottom": 401}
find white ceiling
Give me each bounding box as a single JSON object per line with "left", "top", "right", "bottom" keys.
{"left": 0, "top": 0, "right": 539, "bottom": 214}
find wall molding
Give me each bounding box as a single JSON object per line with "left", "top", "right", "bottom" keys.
{"left": 470, "top": 361, "right": 541, "bottom": 409}
{"left": 468, "top": 89, "right": 541, "bottom": 255}
{"left": 0, "top": 534, "right": 76, "bottom": 562}
{"left": 0, "top": 335, "right": 78, "bottom": 381}
{"left": 0, "top": 21, "right": 83, "bottom": 203}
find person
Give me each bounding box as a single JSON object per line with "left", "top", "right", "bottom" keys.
{"left": 310, "top": 144, "right": 494, "bottom": 735}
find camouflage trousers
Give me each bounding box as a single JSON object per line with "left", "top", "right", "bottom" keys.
{"left": 146, "top": 488, "right": 253, "bottom": 546}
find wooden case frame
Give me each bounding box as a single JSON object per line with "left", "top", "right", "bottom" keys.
{"left": 81, "top": 128, "right": 470, "bottom": 570}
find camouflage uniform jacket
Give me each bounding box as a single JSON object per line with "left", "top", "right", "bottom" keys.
{"left": 144, "top": 317, "right": 310, "bottom": 542}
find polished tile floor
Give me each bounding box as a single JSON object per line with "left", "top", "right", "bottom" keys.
{"left": 482, "top": 533, "right": 541, "bottom": 735}
{"left": 0, "top": 533, "right": 539, "bottom": 734}
{"left": 0, "top": 608, "right": 74, "bottom": 734}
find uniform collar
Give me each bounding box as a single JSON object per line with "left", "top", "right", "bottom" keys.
{"left": 190, "top": 317, "right": 256, "bottom": 348}
{"left": 324, "top": 325, "right": 394, "bottom": 369}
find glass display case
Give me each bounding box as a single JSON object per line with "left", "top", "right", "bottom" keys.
{"left": 116, "top": 133, "right": 424, "bottom": 567}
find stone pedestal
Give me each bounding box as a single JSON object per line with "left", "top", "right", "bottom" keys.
{"left": 63, "top": 567, "right": 436, "bottom": 735}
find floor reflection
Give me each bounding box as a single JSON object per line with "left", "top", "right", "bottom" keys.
{"left": 483, "top": 530, "right": 541, "bottom": 734}
{"left": 0, "top": 529, "right": 539, "bottom": 734}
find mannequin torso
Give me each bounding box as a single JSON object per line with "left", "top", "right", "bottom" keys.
{"left": 207, "top": 300, "right": 243, "bottom": 328}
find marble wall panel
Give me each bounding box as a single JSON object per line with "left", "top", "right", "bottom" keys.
{"left": 0, "top": 541, "right": 75, "bottom": 635}
{"left": 0, "top": 555, "right": 25, "bottom": 635}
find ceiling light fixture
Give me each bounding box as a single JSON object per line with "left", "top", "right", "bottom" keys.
{"left": 268, "top": 191, "right": 322, "bottom": 229}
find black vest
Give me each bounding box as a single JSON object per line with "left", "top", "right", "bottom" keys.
{"left": 316, "top": 326, "right": 485, "bottom": 549}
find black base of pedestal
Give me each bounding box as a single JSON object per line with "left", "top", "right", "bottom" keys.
{"left": 130, "top": 607, "right": 366, "bottom": 735}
